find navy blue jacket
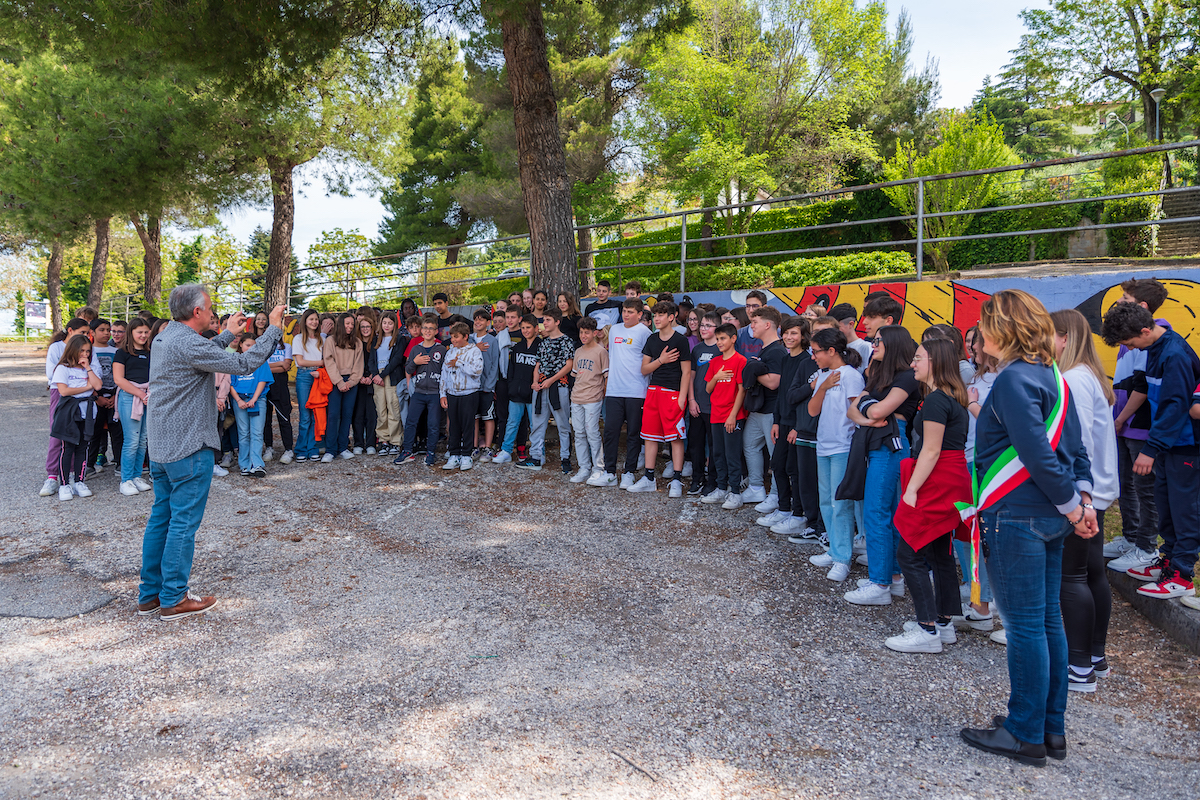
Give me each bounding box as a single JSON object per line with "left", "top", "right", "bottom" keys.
{"left": 975, "top": 359, "right": 1091, "bottom": 517}
{"left": 1142, "top": 327, "right": 1200, "bottom": 458}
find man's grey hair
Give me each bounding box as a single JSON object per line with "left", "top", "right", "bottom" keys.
{"left": 169, "top": 284, "right": 210, "bottom": 321}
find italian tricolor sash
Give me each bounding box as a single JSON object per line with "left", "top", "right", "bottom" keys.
{"left": 954, "top": 364, "right": 1070, "bottom": 604}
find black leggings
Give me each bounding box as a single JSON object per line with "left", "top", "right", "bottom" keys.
{"left": 59, "top": 420, "right": 89, "bottom": 484}
{"left": 687, "top": 412, "right": 716, "bottom": 492}
{"left": 1060, "top": 510, "right": 1111, "bottom": 668}
{"left": 896, "top": 532, "right": 960, "bottom": 623}
{"left": 263, "top": 377, "right": 294, "bottom": 451}
{"left": 352, "top": 383, "right": 377, "bottom": 448}
{"left": 771, "top": 431, "right": 802, "bottom": 514}
{"left": 796, "top": 442, "right": 822, "bottom": 532}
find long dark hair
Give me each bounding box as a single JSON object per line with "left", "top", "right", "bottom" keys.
{"left": 920, "top": 337, "right": 969, "bottom": 407}
{"left": 121, "top": 318, "right": 151, "bottom": 356}
{"left": 865, "top": 324, "right": 916, "bottom": 395}
{"left": 298, "top": 308, "right": 320, "bottom": 350}
{"left": 811, "top": 328, "right": 861, "bottom": 369}
{"left": 333, "top": 312, "right": 358, "bottom": 350}
{"left": 57, "top": 334, "right": 92, "bottom": 369}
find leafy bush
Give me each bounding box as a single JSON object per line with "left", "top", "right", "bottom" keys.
{"left": 464, "top": 276, "right": 531, "bottom": 304}
{"left": 1102, "top": 196, "right": 1159, "bottom": 258}
{"left": 682, "top": 251, "right": 912, "bottom": 291}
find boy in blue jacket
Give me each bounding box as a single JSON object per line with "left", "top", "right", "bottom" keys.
{"left": 1102, "top": 301, "right": 1200, "bottom": 599}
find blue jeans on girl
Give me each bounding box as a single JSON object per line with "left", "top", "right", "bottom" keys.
{"left": 294, "top": 369, "right": 321, "bottom": 459}
{"left": 117, "top": 389, "right": 148, "bottom": 483}
{"left": 863, "top": 419, "right": 909, "bottom": 586}
{"left": 232, "top": 398, "right": 267, "bottom": 471}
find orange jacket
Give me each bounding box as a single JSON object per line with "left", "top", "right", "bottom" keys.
{"left": 305, "top": 368, "right": 334, "bottom": 441}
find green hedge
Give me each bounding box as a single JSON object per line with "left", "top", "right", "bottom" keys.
{"left": 1102, "top": 196, "right": 1159, "bottom": 257}
{"left": 464, "top": 276, "right": 531, "bottom": 305}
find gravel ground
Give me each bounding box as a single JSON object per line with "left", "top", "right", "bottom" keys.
{"left": 2, "top": 342, "right": 1197, "bottom": 799}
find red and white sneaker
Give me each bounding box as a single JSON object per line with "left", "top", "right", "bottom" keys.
{"left": 1127, "top": 556, "right": 1166, "bottom": 582}
{"left": 1136, "top": 565, "right": 1194, "bottom": 599}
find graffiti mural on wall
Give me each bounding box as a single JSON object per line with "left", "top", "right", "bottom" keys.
{"left": 663, "top": 272, "right": 1200, "bottom": 376}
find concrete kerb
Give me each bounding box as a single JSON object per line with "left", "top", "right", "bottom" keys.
{"left": 1109, "top": 570, "right": 1200, "bottom": 656}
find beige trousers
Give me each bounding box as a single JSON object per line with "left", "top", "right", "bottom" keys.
{"left": 373, "top": 376, "right": 403, "bottom": 444}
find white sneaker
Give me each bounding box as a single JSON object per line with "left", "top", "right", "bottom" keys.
{"left": 321, "top": 453, "right": 335, "bottom": 463}
{"left": 952, "top": 603, "right": 995, "bottom": 631}
{"left": 1102, "top": 536, "right": 1135, "bottom": 559}
{"left": 757, "top": 509, "right": 789, "bottom": 527}
{"left": 662, "top": 463, "right": 675, "bottom": 479}
{"left": 754, "top": 493, "right": 779, "bottom": 514}
{"left": 212, "top": 464, "right": 229, "bottom": 477}
{"left": 459, "top": 456, "right": 473, "bottom": 471}
{"left": 220, "top": 452, "right": 233, "bottom": 468}
{"left": 120, "top": 480, "right": 141, "bottom": 496}
{"left": 92, "top": 463, "right": 104, "bottom": 474}
{"left": 721, "top": 493, "right": 743, "bottom": 510}
{"left": 769, "top": 515, "right": 807, "bottom": 535}
{"left": 810, "top": 552, "right": 834, "bottom": 567}
{"left": 681, "top": 462, "right": 693, "bottom": 478}
{"left": 58, "top": 484, "right": 74, "bottom": 501}
{"left": 852, "top": 535, "right": 867, "bottom": 555}
{"left": 826, "top": 562, "right": 850, "bottom": 582}
{"left": 989, "top": 628, "right": 1008, "bottom": 646}
{"left": 1180, "top": 594, "right": 1200, "bottom": 611}
{"left": 570, "top": 468, "right": 591, "bottom": 484}
{"left": 844, "top": 582, "right": 892, "bottom": 606}
{"left": 668, "top": 480, "right": 683, "bottom": 498}
{"left": 280, "top": 450, "right": 294, "bottom": 465}
{"left": 619, "top": 473, "right": 635, "bottom": 490}
{"left": 493, "top": 450, "right": 513, "bottom": 464}
{"left": 340, "top": 450, "right": 355, "bottom": 460}
{"left": 741, "top": 485, "right": 767, "bottom": 504}
{"left": 636, "top": 450, "right": 645, "bottom": 471}
{"left": 1107, "top": 546, "right": 1158, "bottom": 574}
{"left": 858, "top": 577, "right": 905, "bottom": 597}
{"left": 700, "top": 488, "right": 727, "bottom": 504}
{"left": 855, "top": 553, "right": 869, "bottom": 567}
{"left": 352, "top": 446, "right": 364, "bottom": 455}
{"left": 887, "top": 626, "right": 943, "bottom": 653}
{"left": 442, "top": 456, "right": 461, "bottom": 470}
{"left": 587, "top": 471, "right": 617, "bottom": 487}
{"left": 73, "top": 481, "right": 93, "bottom": 498}
{"left": 366, "top": 446, "right": 377, "bottom": 455}
{"left": 40, "top": 477, "right": 60, "bottom": 497}
{"left": 627, "top": 475, "right": 657, "bottom": 493}
{"left": 133, "top": 477, "right": 152, "bottom": 492}
{"left": 262, "top": 448, "right": 275, "bottom": 462}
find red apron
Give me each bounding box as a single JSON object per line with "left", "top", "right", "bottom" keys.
{"left": 893, "top": 449, "right": 973, "bottom": 551}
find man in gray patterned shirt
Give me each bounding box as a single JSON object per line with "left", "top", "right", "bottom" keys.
{"left": 138, "top": 284, "right": 285, "bottom": 621}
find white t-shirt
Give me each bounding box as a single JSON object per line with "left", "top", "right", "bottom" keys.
{"left": 606, "top": 323, "right": 652, "bottom": 398}
{"left": 1064, "top": 365, "right": 1118, "bottom": 509}
{"left": 51, "top": 364, "right": 97, "bottom": 417}
{"left": 848, "top": 338, "right": 872, "bottom": 374}
{"left": 965, "top": 370, "right": 997, "bottom": 465}
{"left": 46, "top": 341, "right": 101, "bottom": 387}
{"left": 292, "top": 333, "right": 323, "bottom": 365}
{"left": 813, "top": 365, "right": 864, "bottom": 457}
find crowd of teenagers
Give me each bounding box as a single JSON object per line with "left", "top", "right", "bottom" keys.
{"left": 40, "top": 277, "right": 1200, "bottom": 766}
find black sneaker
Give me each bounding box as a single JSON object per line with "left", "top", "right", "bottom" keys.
{"left": 1067, "top": 669, "right": 1097, "bottom": 693}
{"left": 251, "top": 466, "right": 267, "bottom": 478}
{"left": 393, "top": 450, "right": 415, "bottom": 465}
{"left": 1092, "top": 658, "right": 1110, "bottom": 677}
{"left": 687, "top": 481, "right": 703, "bottom": 496}
{"left": 515, "top": 457, "right": 542, "bottom": 471}
{"left": 562, "top": 457, "right": 572, "bottom": 474}
{"left": 240, "top": 469, "right": 252, "bottom": 477}
{"left": 424, "top": 454, "right": 437, "bottom": 466}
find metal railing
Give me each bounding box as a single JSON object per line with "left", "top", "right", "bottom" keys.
{"left": 103, "top": 140, "right": 1200, "bottom": 316}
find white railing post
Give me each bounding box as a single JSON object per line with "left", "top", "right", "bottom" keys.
{"left": 916, "top": 177, "right": 925, "bottom": 279}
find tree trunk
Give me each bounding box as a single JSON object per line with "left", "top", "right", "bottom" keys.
{"left": 130, "top": 212, "right": 162, "bottom": 308}
{"left": 577, "top": 225, "right": 594, "bottom": 296}
{"left": 492, "top": 0, "right": 578, "bottom": 298}
{"left": 700, "top": 209, "right": 715, "bottom": 257}
{"left": 47, "top": 241, "right": 64, "bottom": 331}
{"left": 87, "top": 217, "right": 111, "bottom": 310}
{"left": 265, "top": 156, "right": 296, "bottom": 310}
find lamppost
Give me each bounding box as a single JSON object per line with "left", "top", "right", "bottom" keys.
{"left": 1105, "top": 111, "right": 1129, "bottom": 148}
{"left": 1150, "top": 87, "right": 1166, "bottom": 141}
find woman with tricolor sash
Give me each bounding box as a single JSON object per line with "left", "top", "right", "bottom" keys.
{"left": 888, "top": 337, "right": 973, "bottom": 654}
{"left": 960, "top": 289, "right": 1097, "bottom": 768}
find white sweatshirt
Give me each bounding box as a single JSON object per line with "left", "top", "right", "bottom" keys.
{"left": 1063, "top": 365, "right": 1119, "bottom": 510}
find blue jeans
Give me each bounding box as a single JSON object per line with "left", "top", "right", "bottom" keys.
{"left": 863, "top": 419, "right": 908, "bottom": 586}
{"left": 817, "top": 451, "right": 854, "bottom": 566}
{"left": 981, "top": 510, "right": 1070, "bottom": 742}
{"left": 502, "top": 400, "right": 534, "bottom": 454}
{"left": 325, "top": 386, "right": 356, "bottom": 455}
{"left": 139, "top": 449, "right": 215, "bottom": 609}
{"left": 401, "top": 392, "right": 441, "bottom": 458}
{"left": 233, "top": 399, "right": 267, "bottom": 471}
{"left": 294, "top": 369, "right": 320, "bottom": 458}
{"left": 117, "top": 390, "right": 148, "bottom": 483}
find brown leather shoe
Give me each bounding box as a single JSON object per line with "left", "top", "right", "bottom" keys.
{"left": 137, "top": 596, "right": 161, "bottom": 616}
{"left": 159, "top": 592, "right": 217, "bottom": 621}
